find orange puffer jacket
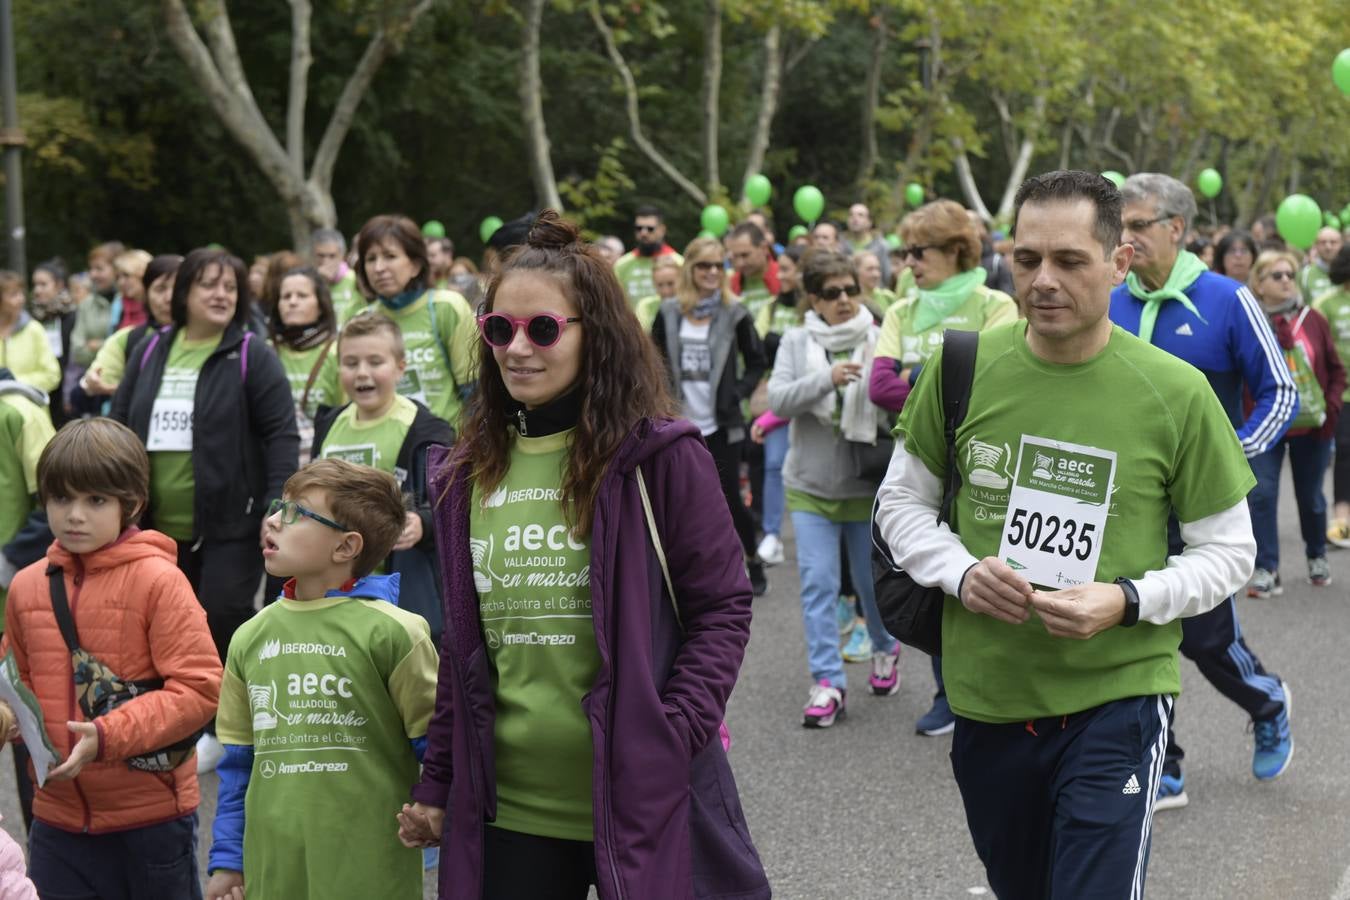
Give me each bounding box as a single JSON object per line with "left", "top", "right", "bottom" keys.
{"left": 3, "top": 528, "right": 222, "bottom": 833}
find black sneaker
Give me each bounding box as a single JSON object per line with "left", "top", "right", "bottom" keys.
{"left": 748, "top": 561, "right": 768, "bottom": 596}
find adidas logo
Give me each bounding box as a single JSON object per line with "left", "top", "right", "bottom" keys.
{"left": 1175, "top": 323, "right": 1194, "bottom": 336}
{"left": 258, "top": 638, "right": 281, "bottom": 664}
{"left": 1122, "top": 773, "right": 1141, "bottom": 795}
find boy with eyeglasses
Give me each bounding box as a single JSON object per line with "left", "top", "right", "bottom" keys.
{"left": 206, "top": 458, "right": 438, "bottom": 900}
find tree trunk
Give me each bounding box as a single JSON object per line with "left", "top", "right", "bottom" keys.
{"left": 519, "top": 0, "right": 561, "bottom": 211}
{"left": 739, "top": 24, "right": 781, "bottom": 206}
{"left": 952, "top": 143, "right": 991, "bottom": 221}
{"left": 854, "top": 9, "right": 885, "bottom": 188}
{"left": 162, "top": 0, "right": 431, "bottom": 252}
{"left": 700, "top": 0, "right": 722, "bottom": 197}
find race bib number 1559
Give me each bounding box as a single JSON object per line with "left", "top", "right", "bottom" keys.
{"left": 996, "top": 435, "right": 1116, "bottom": 589}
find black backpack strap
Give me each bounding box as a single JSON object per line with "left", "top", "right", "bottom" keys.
{"left": 45, "top": 564, "right": 82, "bottom": 653}
{"left": 936, "top": 329, "right": 980, "bottom": 525}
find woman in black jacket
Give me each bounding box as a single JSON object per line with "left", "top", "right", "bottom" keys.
{"left": 111, "top": 248, "right": 298, "bottom": 768}
{"left": 652, "top": 236, "right": 769, "bottom": 593}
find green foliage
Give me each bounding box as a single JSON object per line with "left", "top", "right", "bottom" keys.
{"left": 559, "top": 137, "right": 637, "bottom": 238}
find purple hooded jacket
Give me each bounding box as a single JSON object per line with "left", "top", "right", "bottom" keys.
{"left": 413, "top": 417, "right": 771, "bottom": 900}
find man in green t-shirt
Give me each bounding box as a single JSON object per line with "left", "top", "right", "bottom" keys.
{"left": 1299, "top": 226, "right": 1342, "bottom": 305}
{"left": 875, "top": 170, "right": 1256, "bottom": 899}
{"left": 726, "top": 222, "right": 778, "bottom": 320}
{"left": 613, "top": 204, "right": 682, "bottom": 304}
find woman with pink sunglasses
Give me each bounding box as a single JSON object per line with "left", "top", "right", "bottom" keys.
{"left": 396, "top": 210, "right": 768, "bottom": 900}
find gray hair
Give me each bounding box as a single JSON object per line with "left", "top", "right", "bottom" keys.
{"left": 310, "top": 227, "right": 347, "bottom": 253}
{"left": 1120, "top": 173, "right": 1197, "bottom": 237}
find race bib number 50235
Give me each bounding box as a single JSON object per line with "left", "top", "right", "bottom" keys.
{"left": 995, "top": 435, "right": 1116, "bottom": 589}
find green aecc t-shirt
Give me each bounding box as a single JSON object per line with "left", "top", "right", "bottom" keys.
{"left": 898, "top": 321, "right": 1254, "bottom": 723}
{"left": 216, "top": 591, "right": 437, "bottom": 900}
{"left": 470, "top": 428, "right": 599, "bottom": 841}
{"left": 318, "top": 394, "right": 417, "bottom": 476}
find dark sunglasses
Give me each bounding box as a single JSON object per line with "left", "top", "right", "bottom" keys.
{"left": 634, "top": 224, "right": 658, "bottom": 233}
{"left": 818, "top": 284, "right": 861, "bottom": 301}
{"left": 478, "top": 312, "right": 581, "bottom": 349}
{"left": 268, "top": 499, "right": 349, "bottom": 532}
{"left": 903, "top": 245, "right": 933, "bottom": 260}
{"left": 1265, "top": 271, "right": 1294, "bottom": 282}
{"left": 692, "top": 261, "right": 723, "bottom": 272}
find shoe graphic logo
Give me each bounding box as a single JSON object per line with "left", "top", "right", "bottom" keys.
{"left": 1123, "top": 773, "right": 1141, "bottom": 795}
{"left": 966, "top": 439, "right": 1012, "bottom": 489}
{"left": 1175, "top": 323, "right": 1194, "bottom": 336}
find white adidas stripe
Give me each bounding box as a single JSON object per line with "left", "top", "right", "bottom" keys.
{"left": 1132, "top": 695, "right": 1172, "bottom": 900}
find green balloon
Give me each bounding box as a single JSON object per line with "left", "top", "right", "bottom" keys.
{"left": 479, "top": 216, "right": 503, "bottom": 243}
{"left": 1328, "top": 214, "right": 1343, "bottom": 231}
{"left": 904, "top": 183, "right": 925, "bottom": 207}
{"left": 788, "top": 224, "right": 808, "bottom": 241}
{"left": 1276, "top": 194, "right": 1322, "bottom": 250}
{"left": 1196, "top": 168, "right": 1222, "bottom": 199}
{"left": 1341, "top": 204, "right": 1350, "bottom": 223}
{"left": 697, "top": 229, "right": 716, "bottom": 240}
{"left": 744, "top": 174, "right": 772, "bottom": 207}
{"left": 793, "top": 185, "right": 825, "bottom": 223}
{"left": 1334, "top": 48, "right": 1350, "bottom": 98}
{"left": 1101, "top": 171, "right": 1126, "bottom": 189}
{"left": 422, "top": 219, "right": 446, "bottom": 238}
{"left": 700, "top": 204, "right": 730, "bottom": 237}
{"left": 885, "top": 233, "right": 901, "bottom": 249}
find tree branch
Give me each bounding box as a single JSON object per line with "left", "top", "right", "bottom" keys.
{"left": 700, "top": 0, "right": 722, "bottom": 196}
{"left": 740, "top": 23, "right": 780, "bottom": 204}
{"left": 588, "top": 0, "right": 707, "bottom": 206}
{"left": 161, "top": 0, "right": 295, "bottom": 191}
{"left": 952, "top": 139, "right": 991, "bottom": 221}
{"left": 995, "top": 94, "right": 1045, "bottom": 221}
{"left": 854, "top": 9, "right": 885, "bottom": 188}
{"left": 519, "top": 0, "right": 561, "bottom": 210}
{"left": 286, "top": 0, "right": 313, "bottom": 173}
{"left": 309, "top": 0, "right": 434, "bottom": 193}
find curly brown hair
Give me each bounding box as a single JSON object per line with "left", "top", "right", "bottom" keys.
{"left": 444, "top": 209, "right": 676, "bottom": 536}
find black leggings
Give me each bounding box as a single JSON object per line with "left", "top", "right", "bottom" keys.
{"left": 483, "top": 826, "right": 596, "bottom": 900}
{"left": 704, "top": 429, "right": 757, "bottom": 558}
{"left": 1335, "top": 411, "right": 1350, "bottom": 506}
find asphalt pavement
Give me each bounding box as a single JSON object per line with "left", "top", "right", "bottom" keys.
{"left": 1, "top": 466, "right": 1347, "bottom": 899}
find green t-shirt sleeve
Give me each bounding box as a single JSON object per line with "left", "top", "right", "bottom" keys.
{"left": 439, "top": 291, "right": 479, "bottom": 389}
{"left": 875, "top": 303, "right": 903, "bottom": 359}
{"left": 386, "top": 631, "right": 438, "bottom": 739}
{"left": 318, "top": 344, "right": 344, "bottom": 408}
{"left": 897, "top": 343, "right": 947, "bottom": 480}
{"left": 216, "top": 659, "right": 253, "bottom": 746}
{"left": 89, "top": 327, "right": 132, "bottom": 387}
{"left": 1167, "top": 382, "right": 1257, "bottom": 522}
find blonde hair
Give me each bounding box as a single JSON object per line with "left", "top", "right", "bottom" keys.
{"left": 1248, "top": 249, "right": 1302, "bottom": 293}
{"left": 338, "top": 311, "right": 406, "bottom": 359}
{"left": 899, "top": 199, "right": 983, "bottom": 272}
{"left": 283, "top": 459, "right": 406, "bottom": 578}
{"left": 676, "top": 237, "right": 731, "bottom": 315}
{"left": 114, "top": 249, "right": 153, "bottom": 279}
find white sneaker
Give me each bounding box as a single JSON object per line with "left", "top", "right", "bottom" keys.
{"left": 756, "top": 534, "right": 784, "bottom": 566}
{"left": 196, "top": 733, "right": 225, "bottom": 774}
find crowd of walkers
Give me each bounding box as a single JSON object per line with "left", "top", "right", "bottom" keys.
{"left": 0, "top": 169, "right": 1343, "bottom": 898}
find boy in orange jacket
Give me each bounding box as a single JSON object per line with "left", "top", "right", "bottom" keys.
{"left": 2, "top": 418, "right": 221, "bottom": 899}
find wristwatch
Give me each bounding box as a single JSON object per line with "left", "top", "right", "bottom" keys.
{"left": 1114, "top": 577, "right": 1140, "bottom": 628}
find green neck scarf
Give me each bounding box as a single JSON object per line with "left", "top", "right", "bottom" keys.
{"left": 914, "top": 267, "right": 986, "bottom": 333}
{"left": 1125, "top": 250, "right": 1209, "bottom": 344}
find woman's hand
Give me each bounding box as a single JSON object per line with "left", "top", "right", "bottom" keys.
{"left": 397, "top": 802, "right": 445, "bottom": 848}
{"left": 749, "top": 422, "right": 765, "bottom": 444}
{"left": 392, "top": 512, "right": 423, "bottom": 552}
{"left": 831, "top": 361, "right": 863, "bottom": 386}
{"left": 81, "top": 365, "right": 116, "bottom": 396}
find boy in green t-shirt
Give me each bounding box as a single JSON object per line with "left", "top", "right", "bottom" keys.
{"left": 312, "top": 313, "right": 453, "bottom": 643}
{"left": 206, "top": 458, "right": 438, "bottom": 900}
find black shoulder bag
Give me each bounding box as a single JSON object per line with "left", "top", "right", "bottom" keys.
{"left": 47, "top": 565, "right": 200, "bottom": 773}
{"left": 870, "top": 329, "right": 979, "bottom": 656}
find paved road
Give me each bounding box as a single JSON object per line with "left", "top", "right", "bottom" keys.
{"left": 2, "top": 467, "right": 1347, "bottom": 899}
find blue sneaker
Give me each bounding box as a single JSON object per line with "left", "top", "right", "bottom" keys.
{"left": 841, "top": 622, "right": 872, "bottom": 662}
{"left": 915, "top": 692, "right": 955, "bottom": 736}
{"left": 836, "top": 596, "right": 856, "bottom": 636}
{"left": 1154, "top": 773, "right": 1189, "bottom": 811}
{"left": 1252, "top": 680, "right": 1293, "bottom": 781}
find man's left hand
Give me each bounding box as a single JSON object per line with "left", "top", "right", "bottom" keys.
{"left": 1029, "top": 582, "right": 1127, "bottom": 640}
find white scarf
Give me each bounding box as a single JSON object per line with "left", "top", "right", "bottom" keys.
{"left": 802, "top": 307, "right": 880, "bottom": 443}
